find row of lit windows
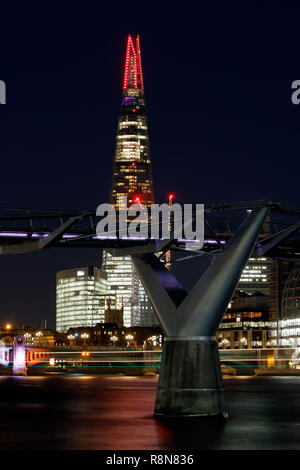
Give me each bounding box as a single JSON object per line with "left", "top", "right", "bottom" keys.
{"left": 280, "top": 329, "right": 300, "bottom": 337}
{"left": 57, "top": 281, "right": 100, "bottom": 289}
{"left": 242, "top": 267, "right": 267, "bottom": 271}
{"left": 279, "top": 318, "right": 300, "bottom": 327}
{"left": 117, "top": 134, "right": 147, "bottom": 140}
{"left": 220, "top": 321, "right": 272, "bottom": 329}
{"left": 223, "top": 312, "right": 262, "bottom": 319}
{"left": 119, "top": 122, "right": 147, "bottom": 129}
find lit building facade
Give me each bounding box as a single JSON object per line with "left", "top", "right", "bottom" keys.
{"left": 278, "top": 266, "right": 300, "bottom": 346}
{"left": 56, "top": 266, "right": 105, "bottom": 332}
{"left": 226, "top": 220, "right": 294, "bottom": 347}
{"left": 217, "top": 291, "right": 275, "bottom": 349}
{"left": 237, "top": 217, "right": 273, "bottom": 297}
{"left": 100, "top": 34, "right": 157, "bottom": 327}
{"left": 66, "top": 324, "right": 163, "bottom": 348}
{"left": 238, "top": 257, "right": 272, "bottom": 296}
{"left": 216, "top": 313, "right": 273, "bottom": 349}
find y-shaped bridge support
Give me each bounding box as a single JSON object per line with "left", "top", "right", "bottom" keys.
{"left": 131, "top": 208, "right": 269, "bottom": 417}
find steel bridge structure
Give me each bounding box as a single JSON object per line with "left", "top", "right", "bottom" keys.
{"left": 0, "top": 199, "right": 299, "bottom": 261}
{"left": 0, "top": 199, "right": 300, "bottom": 418}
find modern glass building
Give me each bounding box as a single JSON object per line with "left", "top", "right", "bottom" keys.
{"left": 237, "top": 217, "right": 272, "bottom": 297}
{"left": 238, "top": 257, "right": 272, "bottom": 296}
{"left": 56, "top": 266, "right": 105, "bottom": 332}
{"left": 100, "top": 34, "right": 157, "bottom": 327}
{"left": 278, "top": 266, "right": 300, "bottom": 346}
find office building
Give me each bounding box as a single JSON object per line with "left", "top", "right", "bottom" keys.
{"left": 238, "top": 257, "right": 272, "bottom": 296}
{"left": 217, "top": 290, "right": 275, "bottom": 349}
{"left": 56, "top": 266, "right": 105, "bottom": 332}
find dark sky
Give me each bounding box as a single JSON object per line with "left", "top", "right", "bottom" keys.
{"left": 0, "top": 3, "right": 299, "bottom": 329}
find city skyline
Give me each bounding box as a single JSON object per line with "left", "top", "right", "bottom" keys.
{"left": 1, "top": 4, "right": 300, "bottom": 453}
{"left": 0, "top": 6, "right": 300, "bottom": 328}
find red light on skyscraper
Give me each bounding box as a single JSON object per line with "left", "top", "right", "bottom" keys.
{"left": 168, "top": 193, "right": 175, "bottom": 201}
{"left": 123, "top": 34, "right": 144, "bottom": 90}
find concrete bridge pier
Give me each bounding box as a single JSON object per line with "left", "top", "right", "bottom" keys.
{"left": 132, "top": 208, "right": 269, "bottom": 417}
{"left": 156, "top": 338, "right": 224, "bottom": 417}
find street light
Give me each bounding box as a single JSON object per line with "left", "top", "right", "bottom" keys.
{"left": 240, "top": 337, "right": 247, "bottom": 349}
{"left": 35, "top": 331, "right": 43, "bottom": 344}
{"left": 125, "top": 334, "right": 134, "bottom": 350}
{"left": 147, "top": 336, "right": 155, "bottom": 350}
{"left": 5, "top": 323, "right": 12, "bottom": 330}
{"left": 222, "top": 338, "right": 230, "bottom": 349}
{"left": 81, "top": 333, "right": 89, "bottom": 344}
{"left": 110, "top": 335, "right": 118, "bottom": 349}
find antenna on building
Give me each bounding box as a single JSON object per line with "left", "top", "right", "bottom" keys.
{"left": 165, "top": 193, "right": 174, "bottom": 271}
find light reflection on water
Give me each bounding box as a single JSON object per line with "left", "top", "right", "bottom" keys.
{"left": 0, "top": 375, "right": 300, "bottom": 449}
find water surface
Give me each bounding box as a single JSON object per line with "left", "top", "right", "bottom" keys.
{"left": 0, "top": 375, "right": 299, "bottom": 449}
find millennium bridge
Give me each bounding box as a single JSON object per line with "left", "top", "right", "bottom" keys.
{"left": 0, "top": 199, "right": 300, "bottom": 418}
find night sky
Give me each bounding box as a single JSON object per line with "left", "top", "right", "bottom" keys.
{"left": 0, "top": 3, "right": 299, "bottom": 329}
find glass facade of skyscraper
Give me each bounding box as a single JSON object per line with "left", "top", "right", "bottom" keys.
{"left": 56, "top": 266, "right": 105, "bottom": 332}
{"left": 100, "top": 34, "right": 157, "bottom": 327}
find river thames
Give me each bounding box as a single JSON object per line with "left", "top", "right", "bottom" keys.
{"left": 0, "top": 374, "right": 300, "bottom": 450}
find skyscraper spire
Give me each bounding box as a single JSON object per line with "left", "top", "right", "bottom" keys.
{"left": 123, "top": 34, "right": 144, "bottom": 91}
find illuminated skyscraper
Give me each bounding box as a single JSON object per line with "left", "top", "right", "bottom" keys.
{"left": 100, "top": 34, "right": 157, "bottom": 327}
{"left": 237, "top": 217, "right": 272, "bottom": 297}
{"left": 56, "top": 266, "right": 105, "bottom": 332}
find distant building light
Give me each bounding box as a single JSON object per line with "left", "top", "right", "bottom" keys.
{"left": 77, "top": 270, "right": 85, "bottom": 277}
